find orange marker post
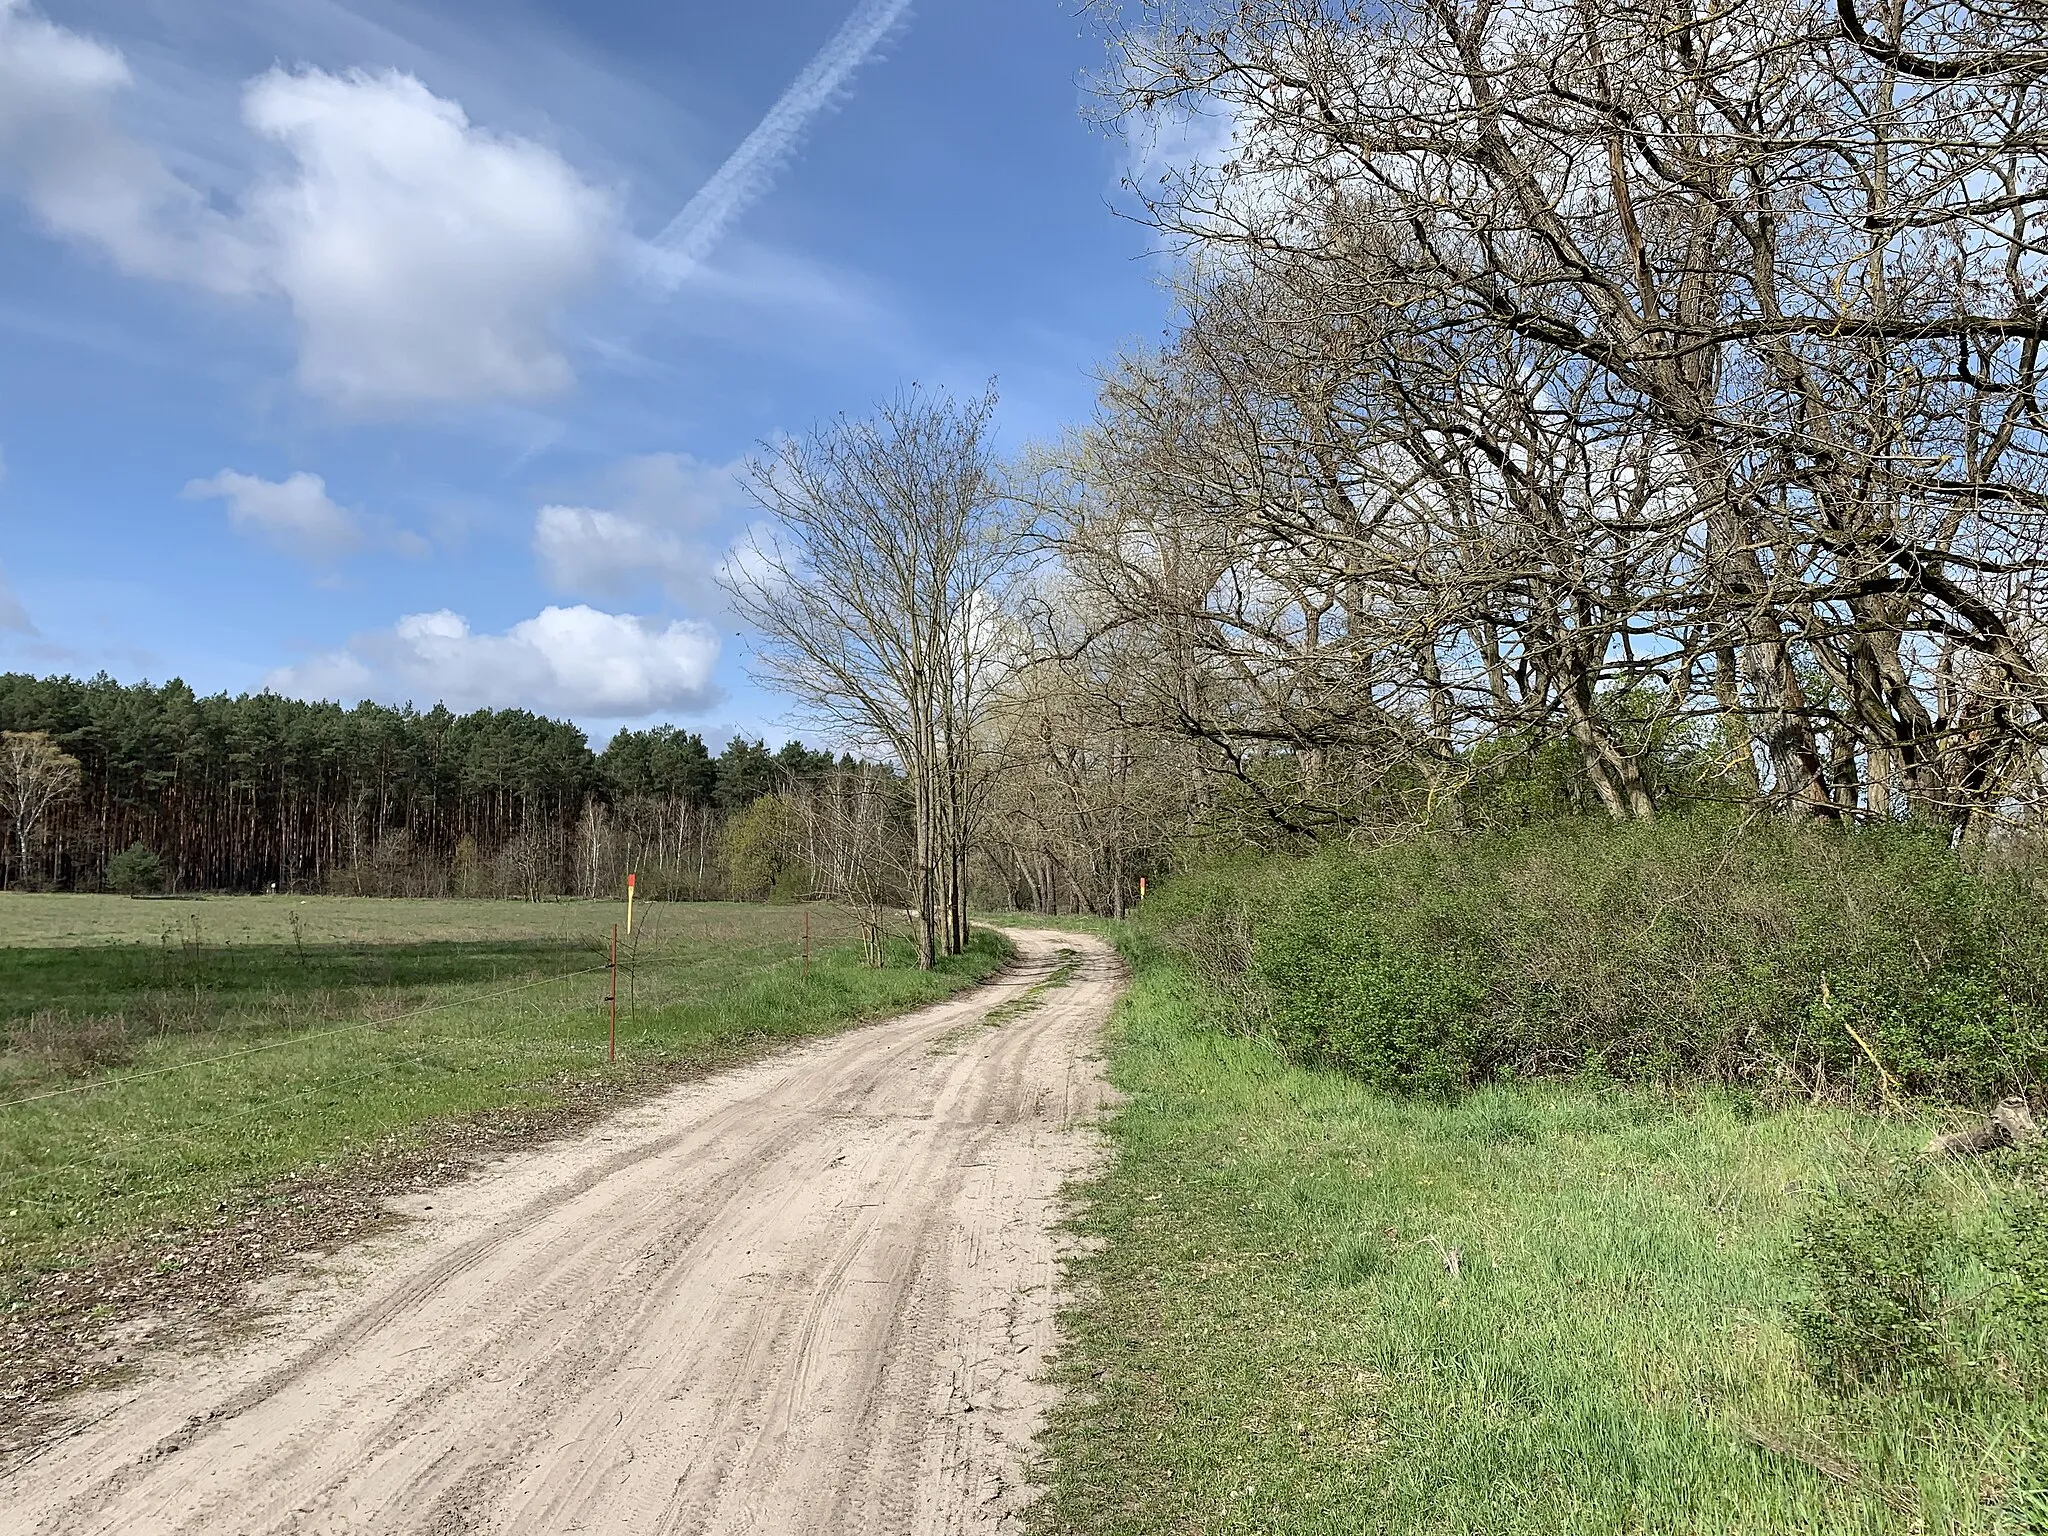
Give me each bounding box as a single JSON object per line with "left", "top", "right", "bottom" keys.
{"left": 625, "top": 872, "right": 636, "bottom": 935}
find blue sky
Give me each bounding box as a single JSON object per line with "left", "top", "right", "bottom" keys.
{"left": 0, "top": 0, "right": 1167, "bottom": 746}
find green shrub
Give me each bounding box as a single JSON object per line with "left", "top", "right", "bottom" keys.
{"left": 1791, "top": 1157, "right": 1960, "bottom": 1395}
{"left": 721, "top": 793, "right": 808, "bottom": 901}
{"left": 1242, "top": 855, "right": 1483, "bottom": 1096}
{"left": 1789, "top": 1146, "right": 2048, "bottom": 1530}
{"left": 104, "top": 842, "right": 165, "bottom": 896}
{"left": 1150, "top": 815, "right": 2048, "bottom": 1100}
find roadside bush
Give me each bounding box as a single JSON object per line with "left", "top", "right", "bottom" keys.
{"left": 104, "top": 842, "right": 165, "bottom": 896}
{"left": 1151, "top": 815, "right": 2048, "bottom": 1100}
{"left": 1240, "top": 853, "right": 1484, "bottom": 1096}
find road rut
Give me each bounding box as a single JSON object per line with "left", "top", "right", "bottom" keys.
{"left": 1, "top": 928, "right": 1119, "bottom": 1535}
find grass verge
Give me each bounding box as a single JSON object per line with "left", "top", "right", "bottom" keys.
{"left": 1030, "top": 941, "right": 2043, "bottom": 1535}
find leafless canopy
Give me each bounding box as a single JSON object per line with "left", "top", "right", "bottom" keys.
{"left": 1040, "top": 0, "right": 2048, "bottom": 838}
{"left": 0, "top": 730, "right": 82, "bottom": 887}
{"left": 724, "top": 387, "right": 1025, "bottom": 964}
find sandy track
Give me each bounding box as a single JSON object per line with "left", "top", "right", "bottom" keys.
{"left": 1, "top": 929, "right": 1119, "bottom": 1536}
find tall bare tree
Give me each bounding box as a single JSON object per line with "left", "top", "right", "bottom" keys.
{"left": 1073, "top": 0, "right": 2048, "bottom": 834}
{"left": 793, "top": 763, "right": 913, "bottom": 965}
{"left": 723, "top": 388, "right": 1025, "bottom": 967}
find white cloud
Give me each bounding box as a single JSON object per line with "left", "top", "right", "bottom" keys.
{"left": 243, "top": 68, "right": 616, "bottom": 410}
{"left": 0, "top": 0, "right": 261, "bottom": 294}
{"left": 535, "top": 506, "right": 693, "bottom": 598}
{"left": 715, "top": 518, "right": 792, "bottom": 606}
{"left": 0, "top": 4, "right": 616, "bottom": 411}
{"left": 265, "top": 645, "right": 370, "bottom": 702}
{"left": 532, "top": 452, "right": 747, "bottom": 606}
{"left": 184, "top": 468, "right": 362, "bottom": 560}
{"left": 1118, "top": 94, "right": 1305, "bottom": 264}
{"left": 265, "top": 604, "right": 721, "bottom": 717}
{"left": 1123, "top": 100, "right": 1241, "bottom": 192}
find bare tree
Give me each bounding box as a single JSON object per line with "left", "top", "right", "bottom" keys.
{"left": 976, "top": 638, "right": 1193, "bottom": 914}
{"left": 724, "top": 388, "right": 1026, "bottom": 968}
{"left": 1075, "top": 0, "right": 2048, "bottom": 834}
{"left": 1, "top": 731, "right": 81, "bottom": 888}
{"left": 793, "top": 763, "right": 913, "bottom": 965}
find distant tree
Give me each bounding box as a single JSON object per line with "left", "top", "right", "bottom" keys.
{"left": 774, "top": 740, "right": 838, "bottom": 779}
{"left": 497, "top": 830, "right": 557, "bottom": 903}
{"left": 794, "top": 763, "right": 910, "bottom": 965}
{"left": 105, "top": 841, "right": 165, "bottom": 895}
{"left": 452, "top": 835, "right": 487, "bottom": 898}
{"left": 713, "top": 738, "right": 782, "bottom": 813}
{"left": 721, "top": 792, "right": 806, "bottom": 901}
{"left": 724, "top": 386, "right": 1026, "bottom": 967}
{"left": 0, "top": 730, "right": 81, "bottom": 887}
{"left": 0, "top": 670, "right": 845, "bottom": 896}
{"left": 602, "top": 724, "right": 716, "bottom": 804}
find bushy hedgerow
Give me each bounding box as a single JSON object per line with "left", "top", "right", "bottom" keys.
{"left": 1146, "top": 815, "right": 2048, "bottom": 1101}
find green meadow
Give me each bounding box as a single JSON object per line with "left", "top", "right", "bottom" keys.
{"left": 0, "top": 895, "right": 1007, "bottom": 1298}
{"left": 1032, "top": 937, "right": 2043, "bottom": 1536}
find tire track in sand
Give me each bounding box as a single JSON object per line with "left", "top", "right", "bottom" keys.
{"left": 0, "top": 929, "right": 1120, "bottom": 1536}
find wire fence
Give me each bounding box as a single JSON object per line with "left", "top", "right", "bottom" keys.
{"left": 0, "top": 903, "right": 1002, "bottom": 1289}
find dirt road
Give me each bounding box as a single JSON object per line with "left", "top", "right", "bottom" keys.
{"left": 1, "top": 928, "right": 1119, "bottom": 1536}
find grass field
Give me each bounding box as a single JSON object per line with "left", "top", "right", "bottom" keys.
{"left": 0, "top": 896, "right": 616, "bottom": 1076}
{"left": 0, "top": 891, "right": 624, "bottom": 950}
{"left": 0, "top": 896, "right": 1008, "bottom": 1301}
{"left": 1031, "top": 940, "right": 2039, "bottom": 1536}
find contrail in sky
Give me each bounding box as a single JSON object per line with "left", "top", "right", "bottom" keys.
{"left": 646, "top": 0, "right": 914, "bottom": 289}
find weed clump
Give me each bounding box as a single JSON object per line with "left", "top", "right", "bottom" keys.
{"left": 7, "top": 1009, "right": 132, "bottom": 1075}
{"left": 1794, "top": 1150, "right": 2048, "bottom": 1396}
{"left": 1794, "top": 1158, "right": 1964, "bottom": 1395}
{"left": 1790, "top": 1148, "right": 2048, "bottom": 1522}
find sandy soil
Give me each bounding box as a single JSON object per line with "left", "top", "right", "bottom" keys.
{"left": 0, "top": 928, "right": 1119, "bottom": 1536}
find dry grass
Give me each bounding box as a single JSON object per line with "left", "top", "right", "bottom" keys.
{"left": 5, "top": 1012, "right": 131, "bottom": 1076}
{"left": 0, "top": 891, "right": 654, "bottom": 950}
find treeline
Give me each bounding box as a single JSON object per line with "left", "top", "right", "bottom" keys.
{"left": 1012, "top": 0, "right": 2048, "bottom": 850}
{"left": 0, "top": 672, "right": 848, "bottom": 896}
{"left": 718, "top": 0, "right": 2048, "bottom": 934}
